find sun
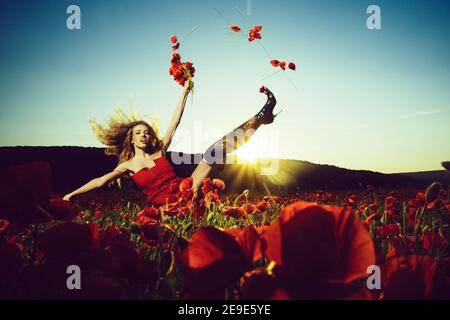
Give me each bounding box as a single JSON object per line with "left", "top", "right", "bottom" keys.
{"left": 232, "top": 139, "right": 274, "bottom": 164}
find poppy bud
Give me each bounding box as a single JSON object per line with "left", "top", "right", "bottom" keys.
{"left": 425, "top": 182, "right": 441, "bottom": 203}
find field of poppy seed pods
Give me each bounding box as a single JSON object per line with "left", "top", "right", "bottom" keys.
{"left": 0, "top": 161, "right": 449, "bottom": 300}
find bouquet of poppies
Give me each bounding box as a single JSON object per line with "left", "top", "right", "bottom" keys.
{"left": 168, "top": 35, "right": 195, "bottom": 88}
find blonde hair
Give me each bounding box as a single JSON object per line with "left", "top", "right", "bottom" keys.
{"left": 89, "top": 107, "right": 164, "bottom": 164}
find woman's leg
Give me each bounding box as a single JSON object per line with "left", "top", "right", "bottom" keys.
{"left": 191, "top": 87, "right": 277, "bottom": 189}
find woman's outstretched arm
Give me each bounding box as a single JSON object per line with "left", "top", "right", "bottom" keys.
{"left": 162, "top": 81, "right": 193, "bottom": 151}
{"left": 62, "top": 163, "right": 128, "bottom": 201}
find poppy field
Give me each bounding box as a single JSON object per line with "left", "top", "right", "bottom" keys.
{"left": 0, "top": 161, "right": 449, "bottom": 300}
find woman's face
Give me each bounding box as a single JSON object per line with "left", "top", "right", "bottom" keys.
{"left": 131, "top": 124, "right": 151, "bottom": 149}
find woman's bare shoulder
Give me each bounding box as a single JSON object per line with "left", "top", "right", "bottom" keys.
{"left": 114, "top": 161, "right": 131, "bottom": 173}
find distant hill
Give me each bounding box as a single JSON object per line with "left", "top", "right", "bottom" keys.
{"left": 0, "top": 146, "right": 448, "bottom": 193}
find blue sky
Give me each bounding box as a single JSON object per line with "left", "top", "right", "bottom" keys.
{"left": 0, "top": 0, "right": 449, "bottom": 173}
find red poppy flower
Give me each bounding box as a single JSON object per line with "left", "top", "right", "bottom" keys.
{"left": 172, "top": 43, "right": 180, "bottom": 51}
{"left": 176, "top": 227, "right": 252, "bottom": 298}
{"left": 221, "top": 206, "right": 245, "bottom": 219}
{"left": 367, "top": 203, "right": 379, "bottom": 212}
{"left": 255, "top": 200, "right": 270, "bottom": 212}
{"left": 382, "top": 255, "right": 438, "bottom": 299}
{"left": 241, "top": 203, "right": 257, "bottom": 215}
{"left": 100, "top": 242, "right": 139, "bottom": 278}
{"left": 0, "top": 161, "right": 55, "bottom": 224}
{"left": 99, "top": 225, "right": 130, "bottom": 249}
{"left": 248, "top": 25, "right": 263, "bottom": 42}
{"left": 422, "top": 230, "right": 447, "bottom": 252}
{"left": 262, "top": 201, "right": 375, "bottom": 298}
{"left": 230, "top": 25, "right": 241, "bottom": 32}
{"left": 0, "top": 243, "right": 22, "bottom": 283}
{"left": 270, "top": 60, "right": 280, "bottom": 67}
{"left": 288, "top": 62, "right": 296, "bottom": 71}
{"left": 224, "top": 226, "right": 263, "bottom": 263}
{"left": 201, "top": 178, "right": 212, "bottom": 195}
{"left": 212, "top": 178, "right": 225, "bottom": 191}
{"left": 180, "top": 177, "right": 193, "bottom": 192}
{"left": 346, "top": 194, "right": 357, "bottom": 205}
{"left": 279, "top": 61, "right": 286, "bottom": 70}
{"left": 170, "top": 35, "right": 178, "bottom": 44}
{"left": 378, "top": 224, "right": 400, "bottom": 239}
{"left": 0, "top": 219, "right": 9, "bottom": 234}
{"left": 204, "top": 191, "right": 219, "bottom": 208}
{"left": 37, "top": 222, "right": 99, "bottom": 263}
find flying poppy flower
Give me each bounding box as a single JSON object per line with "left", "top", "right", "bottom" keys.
{"left": 248, "top": 25, "right": 263, "bottom": 42}
{"left": 288, "top": 62, "right": 296, "bottom": 71}
{"left": 172, "top": 43, "right": 180, "bottom": 51}
{"left": 170, "top": 35, "right": 178, "bottom": 44}
{"left": 279, "top": 61, "right": 286, "bottom": 70}
{"left": 230, "top": 25, "right": 241, "bottom": 32}
{"left": 270, "top": 60, "right": 280, "bottom": 67}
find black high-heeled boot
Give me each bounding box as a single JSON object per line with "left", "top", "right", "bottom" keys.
{"left": 202, "top": 87, "right": 279, "bottom": 166}
{"left": 254, "top": 87, "right": 278, "bottom": 125}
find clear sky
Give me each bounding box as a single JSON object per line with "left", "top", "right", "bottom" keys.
{"left": 1, "top": 0, "right": 449, "bottom": 173}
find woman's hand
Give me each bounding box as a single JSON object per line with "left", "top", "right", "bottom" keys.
{"left": 63, "top": 193, "right": 72, "bottom": 201}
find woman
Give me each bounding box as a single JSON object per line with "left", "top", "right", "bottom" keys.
{"left": 63, "top": 81, "right": 278, "bottom": 206}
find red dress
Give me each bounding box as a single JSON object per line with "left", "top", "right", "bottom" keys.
{"left": 131, "top": 157, "right": 184, "bottom": 207}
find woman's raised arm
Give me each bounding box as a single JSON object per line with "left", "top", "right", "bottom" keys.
{"left": 161, "top": 80, "right": 193, "bottom": 152}
{"left": 62, "top": 163, "right": 128, "bottom": 201}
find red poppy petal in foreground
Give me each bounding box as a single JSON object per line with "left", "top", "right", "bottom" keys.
{"left": 37, "top": 222, "right": 98, "bottom": 262}
{"left": 381, "top": 255, "right": 438, "bottom": 299}
{"left": 48, "top": 198, "right": 79, "bottom": 221}
{"left": 263, "top": 202, "right": 375, "bottom": 285}
{"left": 224, "top": 226, "right": 262, "bottom": 263}
{"left": 177, "top": 227, "right": 249, "bottom": 295}
{"left": 0, "top": 161, "right": 53, "bottom": 224}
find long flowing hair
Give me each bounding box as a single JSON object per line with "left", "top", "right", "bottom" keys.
{"left": 89, "top": 107, "right": 164, "bottom": 164}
